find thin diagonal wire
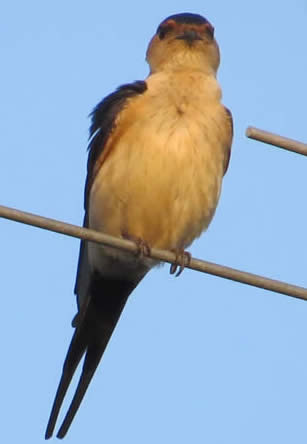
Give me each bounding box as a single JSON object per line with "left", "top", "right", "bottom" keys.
{"left": 1, "top": 204, "right": 307, "bottom": 301}
{"left": 246, "top": 126, "right": 307, "bottom": 156}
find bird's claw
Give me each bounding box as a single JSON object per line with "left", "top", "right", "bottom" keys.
{"left": 122, "top": 232, "right": 151, "bottom": 258}
{"left": 134, "top": 238, "right": 151, "bottom": 258}
{"left": 170, "top": 250, "right": 191, "bottom": 277}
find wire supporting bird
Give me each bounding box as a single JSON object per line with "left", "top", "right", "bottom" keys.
{"left": 45, "top": 12, "right": 233, "bottom": 439}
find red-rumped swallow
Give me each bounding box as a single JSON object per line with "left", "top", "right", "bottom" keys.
{"left": 45, "top": 12, "right": 233, "bottom": 439}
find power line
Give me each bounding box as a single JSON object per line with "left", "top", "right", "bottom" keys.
{"left": 246, "top": 126, "right": 307, "bottom": 156}
{"left": 1, "top": 204, "right": 306, "bottom": 301}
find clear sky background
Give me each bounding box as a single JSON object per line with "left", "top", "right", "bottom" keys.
{"left": 1, "top": 1, "right": 307, "bottom": 443}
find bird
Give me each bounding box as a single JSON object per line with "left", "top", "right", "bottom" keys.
{"left": 45, "top": 12, "right": 233, "bottom": 439}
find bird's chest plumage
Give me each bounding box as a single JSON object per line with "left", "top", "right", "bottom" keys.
{"left": 89, "top": 72, "right": 227, "bottom": 253}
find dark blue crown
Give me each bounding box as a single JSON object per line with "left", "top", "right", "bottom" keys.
{"left": 160, "top": 13, "right": 210, "bottom": 26}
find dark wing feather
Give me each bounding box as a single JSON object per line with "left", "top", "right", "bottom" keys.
{"left": 223, "top": 106, "right": 233, "bottom": 175}
{"left": 45, "top": 81, "right": 147, "bottom": 439}
{"left": 76, "top": 80, "right": 147, "bottom": 311}
{"left": 85, "top": 81, "right": 147, "bottom": 209}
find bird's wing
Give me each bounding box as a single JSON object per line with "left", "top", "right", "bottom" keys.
{"left": 223, "top": 106, "right": 233, "bottom": 175}
{"left": 45, "top": 81, "right": 148, "bottom": 440}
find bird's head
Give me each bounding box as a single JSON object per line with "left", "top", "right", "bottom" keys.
{"left": 146, "top": 13, "right": 220, "bottom": 75}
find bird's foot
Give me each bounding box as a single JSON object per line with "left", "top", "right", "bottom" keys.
{"left": 122, "top": 232, "right": 151, "bottom": 259}
{"left": 170, "top": 249, "right": 192, "bottom": 277}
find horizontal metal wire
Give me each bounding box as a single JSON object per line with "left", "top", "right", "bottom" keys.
{"left": 246, "top": 126, "right": 307, "bottom": 156}
{"left": 1, "top": 204, "right": 306, "bottom": 301}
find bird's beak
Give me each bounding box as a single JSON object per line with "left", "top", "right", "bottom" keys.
{"left": 176, "top": 29, "right": 202, "bottom": 44}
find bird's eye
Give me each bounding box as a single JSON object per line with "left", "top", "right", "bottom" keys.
{"left": 157, "top": 24, "right": 173, "bottom": 40}
{"left": 206, "top": 24, "right": 215, "bottom": 39}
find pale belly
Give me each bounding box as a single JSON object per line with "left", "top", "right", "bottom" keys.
{"left": 89, "top": 108, "right": 225, "bottom": 258}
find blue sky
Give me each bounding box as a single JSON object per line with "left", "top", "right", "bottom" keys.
{"left": 1, "top": 1, "right": 307, "bottom": 443}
